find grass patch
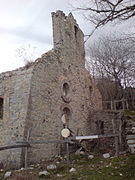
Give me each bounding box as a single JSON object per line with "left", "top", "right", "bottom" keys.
{"left": 124, "top": 110, "right": 135, "bottom": 121}
{"left": 125, "top": 110, "right": 135, "bottom": 116}
{"left": 1, "top": 154, "right": 135, "bottom": 180}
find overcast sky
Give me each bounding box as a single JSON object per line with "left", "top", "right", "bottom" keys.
{"left": 0, "top": 0, "right": 80, "bottom": 73}
{"left": 0, "top": 0, "right": 134, "bottom": 73}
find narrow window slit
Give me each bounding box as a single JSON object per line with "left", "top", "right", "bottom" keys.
{"left": 0, "top": 97, "right": 3, "bottom": 119}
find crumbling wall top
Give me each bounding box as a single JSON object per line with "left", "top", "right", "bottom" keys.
{"left": 51, "top": 10, "right": 77, "bottom": 25}
{"left": 51, "top": 10, "right": 85, "bottom": 66}
{"left": 52, "top": 10, "right": 83, "bottom": 46}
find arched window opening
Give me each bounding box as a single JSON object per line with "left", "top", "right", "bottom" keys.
{"left": 63, "top": 83, "right": 70, "bottom": 97}
{"left": 62, "top": 82, "right": 71, "bottom": 103}
{"left": 62, "top": 107, "right": 71, "bottom": 126}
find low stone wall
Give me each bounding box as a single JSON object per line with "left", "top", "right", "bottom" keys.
{"left": 91, "top": 111, "right": 125, "bottom": 134}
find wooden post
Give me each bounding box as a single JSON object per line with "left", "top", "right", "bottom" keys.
{"left": 112, "top": 119, "right": 119, "bottom": 156}
{"left": 66, "top": 139, "right": 70, "bottom": 180}
{"left": 114, "top": 101, "right": 116, "bottom": 110}
{"left": 122, "top": 99, "right": 125, "bottom": 110}
{"left": 115, "top": 136, "right": 119, "bottom": 156}
{"left": 119, "top": 119, "right": 122, "bottom": 150}
{"left": 111, "top": 101, "right": 113, "bottom": 110}
{"left": 126, "top": 100, "right": 129, "bottom": 109}
{"left": 0, "top": 144, "right": 30, "bottom": 151}
{"left": 66, "top": 141, "right": 70, "bottom": 165}
{"left": 25, "top": 129, "right": 30, "bottom": 169}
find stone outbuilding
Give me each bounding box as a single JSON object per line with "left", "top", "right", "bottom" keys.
{"left": 0, "top": 11, "right": 102, "bottom": 167}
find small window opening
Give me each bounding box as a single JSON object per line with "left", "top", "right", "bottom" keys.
{"left": 63, "top": 83, "right": 70, "bottom": 97}
{"left": 89, "top": 86, "right": 93, "bottom": 95}
{"left": 96, "top": 120, "right": 104, "bottom": 135}
{"left": 74, "top": 25, "right": 78, "bottom": 38}
{"left": 0, "top": 97, "right": 3, "bottom": 119}
{"left": 62, "top": 107, "right": 71, "bottom": 126}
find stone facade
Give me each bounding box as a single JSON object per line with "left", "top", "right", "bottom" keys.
{"left": 0, "top": 11, "right": 102, "bottom": 167}
{"left": 0, "top": 67, "right": 33, "bottom": 167}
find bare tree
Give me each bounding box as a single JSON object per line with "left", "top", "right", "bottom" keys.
{"left": 74, "top": 0, "right": 135, "bottom": 37}
{"left": 86, "top": 34, "right": 135, "bottom": 100}
{"left": 96, "top": 77, "right": 119, "bottom": 101}
{"left": 16, "top": 44, "right": 38, "bottom": 67}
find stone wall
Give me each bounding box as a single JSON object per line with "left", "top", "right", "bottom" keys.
{"left": 0, "top": 67, "right": 33, "bottom": 167}
{"left": 25, "top": 11, "right": 102, "bottom": 164}
{"left": 92, "top": 111, "right": 124, "bottom": 135}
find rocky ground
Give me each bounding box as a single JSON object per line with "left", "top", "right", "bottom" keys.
{"left": 0, "top": 152, "right": 135, "bottom": 180}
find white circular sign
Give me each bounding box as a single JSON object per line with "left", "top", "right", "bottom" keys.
{"left": 61, "top": 128, "right": 70, "bottom": 138}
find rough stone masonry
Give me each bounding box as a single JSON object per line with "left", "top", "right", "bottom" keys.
{"left": 0, "top": 11, "right": 102, "bottom": 167}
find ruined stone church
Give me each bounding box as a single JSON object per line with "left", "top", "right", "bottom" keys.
{"left": 0, "top": 11, "right": 102, "bottom": 167}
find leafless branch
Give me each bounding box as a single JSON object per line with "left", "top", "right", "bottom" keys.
{"left": 75, "top": 0, "right": 135, "bottom": 39}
